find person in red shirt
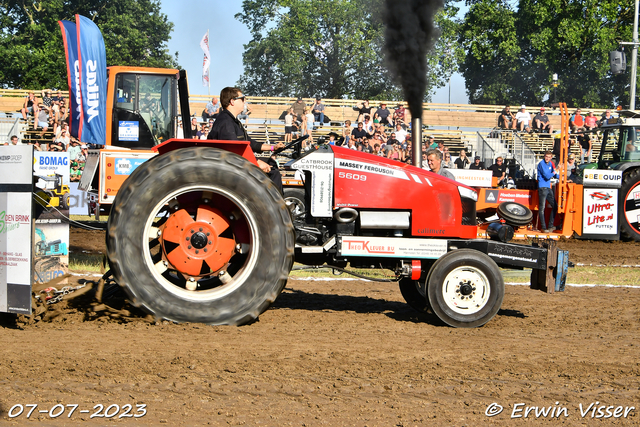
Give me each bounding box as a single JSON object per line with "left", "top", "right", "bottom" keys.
{"left": 584, "top": 111, "right": 598, "bottom": 131}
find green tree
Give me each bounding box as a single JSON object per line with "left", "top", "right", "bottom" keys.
{"left": 459, "top": 0, "right": 633, "bottom": 108}
{"left": 0, "top": 0, "right": 177, "bottom": 90}
{"left": 236, "top": 0, "right": 458, "bottom": 100}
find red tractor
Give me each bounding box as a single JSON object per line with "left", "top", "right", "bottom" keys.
{"left": 106, "top": 134, "right": 561, "bottom": 328}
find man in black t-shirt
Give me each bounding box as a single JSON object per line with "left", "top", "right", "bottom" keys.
{"left": 469, "top": 156, "right": 485, "bottom": 170}
{"left": 351, "top": 122, "right": 368, "bottom": 143}
{"left": 488, "top": 157, "right": 508, "bottom": 187}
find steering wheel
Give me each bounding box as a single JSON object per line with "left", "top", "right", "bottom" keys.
{"left": 273, "top": 134, "right": 309, "bottom": 156}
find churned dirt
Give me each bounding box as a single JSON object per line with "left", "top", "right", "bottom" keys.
{"left": 0, "top": 228, "right": 639, "bottom": 426}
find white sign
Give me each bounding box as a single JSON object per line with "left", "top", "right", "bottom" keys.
{"left": 582, "top": 188, "right": 618, "bottom": 234}
{"left": 0, "top": 145, "right": 33, "bottom": 314}
{"left": 335, "top": 158, "right": 410, "bottom": 181}
{"left": 448, "top": 169, "right": 493, "bottom": 187}
{"left": 291, "top": 150, "right": 334, "bottom": 217}
{"left": 582, "top": 169, "right": 622, "bottom": 188}
{"left": 118, "top": 120, "right": 139, "bottom": 141}
{"left": 340, "top": 236, "right": 448, "bottom": 259}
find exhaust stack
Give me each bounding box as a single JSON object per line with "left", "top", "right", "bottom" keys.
{"left": 412, "top": 117, "right": 422, "bottom": 168}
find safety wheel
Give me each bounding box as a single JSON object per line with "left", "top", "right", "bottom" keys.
{"left": 427, "top": 249, "right": 504, "bottom": 328}
{"left": 106, "top": 147, "right": 295, "bottom": 325}
{"left": 61, "top": 193, "right": 70, "bottom": 210}
{"left": 497, "top": 201, "right": 533, "bottom": 226}
{"left": 398, "top": 278, "right": 430, "bottom": 313}
{"left": 620, "top": 168, "right": 640, "bottom": 241}
{"left": 283, "top": 188, "right": 306, "bottom": 221}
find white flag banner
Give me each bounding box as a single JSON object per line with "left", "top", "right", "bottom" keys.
{"left": 200, "top": 31, "right": 210, "bottom": 87}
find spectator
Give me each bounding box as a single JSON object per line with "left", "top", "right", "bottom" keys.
{"left": 352, "top": 100, "right": 372, "bottom": 123}
{"left": 177, "top": 119, "right": 184, "bottom": 139}
{"left": 469, "top": 156, "right": 485, "bottom": 170}
{"left": 537, "top": 150, "right": 559, "bottom": 232}
{"left": 584, "top": 111, "right": 598, "bottom": 131}
{"left": 426, "top": 149, "right": 454, "bottom": 179}
{"left": 362, "top": 115, "right": 374, "bottom": 135}
{"left": 436, "top": 140, "right": 445, "bottom": 154}
{"left": 70, "top": 161, "right": 82, "bottom": 182}
{"left": 77, "top": 144, "right": 89, "bottom": 164}
{"left": 351, "top": 122, "right": 368, "bottom": 143}
{"left": 454, "top": 149, "right": 470, "bottom": 169}
{"left": 393, "top": 103, "right": 406, "bottom": 126}
{"left": 428, "top": 136, "right": 437, "bottom": 149}
{"left": 388, "top": 142, "right": 404, "bottom": 162}
{"left": 196, "top": 123, "right": 207, "bottom": 139}
{"left": 394, "top": 123, "right": 407, "bottom": 143}
{"left": 442, "top": 152, "right": 453, "bottom": 168}
{"left": 237, "top": 101, "right": 251, "bottom": 122}
{"left": 342, "top": 120, "right": 352, "bottom": 146}
{"left": 312, "top": 97, "right": 326, "bottom": 126}
{"left": 37, "top": 105, "right": 50, "bottom": 138}
{"left": 421, "top": 152, "right": 430, "bottom": 170}
{"left": 68, "top": 139, "right": 81, "bottom": 161}
{"left": 498, "top": 105, "right": 516, "bottom": 130}
{"left": 292, "top": 97, "right": 306, "bottom": 118}
{"left": 326, "top": 132, "right": 338, "bottom": 145}
{"left": 41, "top": 89, "right": 53, "bottom": 112}
{"left": 489, "top": 156, "right": 508, "bottom": 187}
{"left": 281, "top": 108, "right": 293, "bottom": 143}
{"left": 576, "top": 132, "right": 591, "bottom": 164}
{"left": 202, "top": 97, "right": 220, "bottom": 121}
{"left": 565, "top": 153, "right": 580, "bottom": 182}
{"left": 21, "top": 91, "right": 39, "bottom": 128}
{"left": 599, "top": 109, "right": 613, "bottom": 127}
{"left": 10, "top": 135, "right": 19, "bottom": 145}
{"left": 533, "top": 107, "right": 553, "bottom": 134}
{"left": 515, "top": 105, "right": 532, "bottom": 133}
{"left": 569, "top": 108, "right": 585, "bottom": 132}
{"left": 48, "top": 137, "right": 65, "bottom": 152}
{"left": 304, "top": 107, "right": 314, "bottom": 146}
{"left": 347, "top": 138, "right": 357, "bottom": 150}
{"left": 374, "top": 103, "right": 392, "bottom": 126}
{"left": 372, "top": 143, "right": 383, "bottom": 156}
{"left": 190, "top": 117, "right": 199, "bottom": 138}
{"left": 360, "top": 138, "right": 373, "bottom": 153}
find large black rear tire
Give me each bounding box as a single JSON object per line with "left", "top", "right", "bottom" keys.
{"left": 427, "top": 249, "right": 504, "bottom": 328}
{"left": 106, "top": 147, "right": 295, "bottom": 325}
{"left": 620, "top": 168, "right": 640, "bottom": 241}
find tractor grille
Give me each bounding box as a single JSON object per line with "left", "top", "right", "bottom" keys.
{"left": 461, "top": 197, "right": 477, "bottom": 226}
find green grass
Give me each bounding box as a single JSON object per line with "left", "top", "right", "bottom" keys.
{"left": 69, "top": 253, "right": 106, "bottom": 273}
{"left": 67, "top": 255, "right": 639, "bottom": 287}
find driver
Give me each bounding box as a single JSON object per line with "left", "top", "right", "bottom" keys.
{"left": 208, "top": 87, "right": 285, "bottom": 193}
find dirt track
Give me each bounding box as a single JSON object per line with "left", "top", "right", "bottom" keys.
{"left": 0, "top": 229, "right": 639, "bottom": 426}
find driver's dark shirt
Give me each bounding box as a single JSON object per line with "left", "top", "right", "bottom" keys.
{"left": 208, "top": 109, "right": 262, "bottom": 152}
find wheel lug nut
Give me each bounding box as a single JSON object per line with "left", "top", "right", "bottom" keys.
{"left": 195, "top": 250, "right": 199, "bottom": 254}
{"left": 188, "top": 245, "right": 192, "bottom": 249}
{"left": 199, "top": 227, "right": 203, "bottom": 232}
{"left": 204, "top": 248, "right": 208, "bottom": 253}
{"left": 186, "top": 237, "right": 190, "bottom": 241}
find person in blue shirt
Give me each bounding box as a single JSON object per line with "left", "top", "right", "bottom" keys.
{"left": 537, "top": 151, "right": 559, "bottom": 232}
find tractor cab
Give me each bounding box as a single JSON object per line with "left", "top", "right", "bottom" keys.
{"left": 592, "top": 112, "right": 640, "bottom": 170}
{"left": 107, "top": 66, "right": 182, "bottom": 149}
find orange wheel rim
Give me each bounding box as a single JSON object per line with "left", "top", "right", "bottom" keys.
{"left": 160, "top": 205, "right": 236, "bottom": 277}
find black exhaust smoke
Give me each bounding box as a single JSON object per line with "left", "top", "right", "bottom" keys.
{"left": 383, "top": 0, "right": 443, "bottom": 167}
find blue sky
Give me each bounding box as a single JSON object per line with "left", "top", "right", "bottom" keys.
{"left": 160, "top": 1, "right": 468, "bottom": 104}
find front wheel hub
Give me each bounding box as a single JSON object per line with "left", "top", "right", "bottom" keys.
{"left": 160, "top": 205, "right": 236, "bottom": 277}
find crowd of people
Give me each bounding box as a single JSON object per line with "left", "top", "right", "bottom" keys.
{"left": 5, "top": 89, "right": 89, "bottom": 180}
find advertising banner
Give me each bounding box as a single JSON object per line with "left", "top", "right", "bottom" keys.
{"left": 448, "top": 169, "right": 492, "bottom": 187}
{"left": 58, "top": 19, "right": 82, "bottom": 138}
{"left": 582, "top": 169, "right": 623, "bottom": 188}
{"left": 33, "top": 152, "right": 70, "bottom": 285}
{"left": 0, "top": 145, "right": 33, "bottom": 314}
{"left": 76, "top": 14, "right": 107, "bottom": 146}
{"left": 339, "top": 236, "right": 448, "bottom": 259}
{"left": 582, "top": 188, "right": 618, "bottom": 235}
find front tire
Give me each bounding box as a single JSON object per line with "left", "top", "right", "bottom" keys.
{"left": 427, "top": 249, "right": 504, "bottom": 328}
{"left": 106, "top": 147, "right": 295, "bottom": 325}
